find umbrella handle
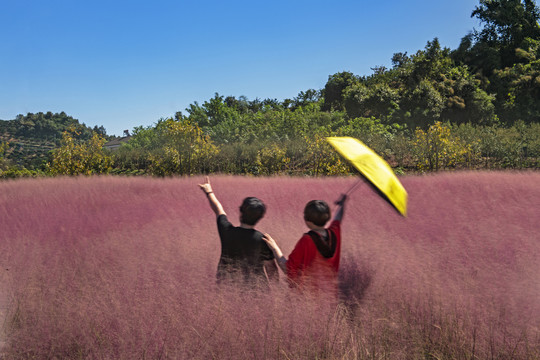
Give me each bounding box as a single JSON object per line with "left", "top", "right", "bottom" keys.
{"left": 345, "top": 178, "right": 364, "bottom": 196}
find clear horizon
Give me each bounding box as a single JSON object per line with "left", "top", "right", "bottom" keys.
{"left": 1, "top": 0, "right": 484, "bottom": 136}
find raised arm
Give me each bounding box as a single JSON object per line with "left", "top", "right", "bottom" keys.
{"left": 198, "top": 176, "right": 226, "bottom": 216}
{"left": 262, "top": 234, "right": 288, "bottom": 274}
{"left": 332, "top": 194, "right": 347, "bottom": 222}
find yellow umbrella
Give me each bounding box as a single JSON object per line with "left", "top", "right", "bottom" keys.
{"left": 327, "top": 136, "right": 407, "bottom": 216}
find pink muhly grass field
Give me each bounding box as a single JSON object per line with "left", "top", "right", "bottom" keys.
{"left": 0, "top": 172, "right": 539, "bottom": 359}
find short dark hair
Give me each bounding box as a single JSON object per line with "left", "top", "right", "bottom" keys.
{"left": 304, "top": 200, "right": 331, "bottom": 226}
{"left": 239, "top": 197, "right": 266, "bottom": 226}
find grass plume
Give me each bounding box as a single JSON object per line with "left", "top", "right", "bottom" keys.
{"left": 0, "top": 172, "right": 539, "bottom": 359}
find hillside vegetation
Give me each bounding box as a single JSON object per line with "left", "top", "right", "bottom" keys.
{"left": 2, "top": 0, "right": 540, "bottom": 177}
{"left": 0, "top": 112, "right": 106, "bottom": 172}
{"left": 1, "top": 172, "right": 539, "bottom": 359}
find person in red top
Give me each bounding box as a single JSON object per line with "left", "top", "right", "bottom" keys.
{"left": 263, "top": 194, "right": 347, "bottom": 296}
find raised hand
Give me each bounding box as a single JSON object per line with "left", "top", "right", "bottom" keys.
{"left": 334, "top": 194, "right": 347, "bottom": 206}
{"left": 198, "top": 176, "right": 213, "bottom": 195}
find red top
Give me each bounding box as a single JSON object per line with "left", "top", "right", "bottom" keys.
{"left": 286, "top": 220, "right": 341, "bottom": 294}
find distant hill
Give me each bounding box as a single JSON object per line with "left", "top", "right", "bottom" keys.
{"left": 0, "top": 112, "right": 108, "bottom": 169}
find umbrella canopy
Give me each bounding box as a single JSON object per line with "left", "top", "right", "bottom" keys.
{"left": 326, "top": 136, "right": 407, "bottom": 216}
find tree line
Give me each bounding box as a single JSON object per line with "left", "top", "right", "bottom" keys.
{"left": 0, "top": 112, "right": 107, "bottom": 175}
{"left": 1, "top": 0, "right": 540, "bottom": 178}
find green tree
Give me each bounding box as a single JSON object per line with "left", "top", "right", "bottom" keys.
{"left": 339, "top": 117, "right": 399, "bottom": 155}
{"left": 321, "top": 71, "right": 359, "bottom": 111}
{"left": 353, "top": 38, "right": 499, "bottom": 128}
{"left": 454, "top": 0, "right": 540, "bottom": 75}
{"left": 472, "top": 0, "right": 540, "bottom": 51}
{"left": 290, "top": 89, "right": 322, "bottom": 110}
{"left": 344, "top": 82, "right": 400, "bottom": 122}
{"left": 437, "top": 66, "right": 497, "bottom": 125}
{"left": 491, "top": 45, "right": 540, "bottom": 123}
{"left": 14, "top": 112, "right": 97, "bottom": 141}
{"left": 186, "top": 93, "right": 241, "bottom": 129}
{"left": 0, "top": 141, "right": 9, "bottom": 171}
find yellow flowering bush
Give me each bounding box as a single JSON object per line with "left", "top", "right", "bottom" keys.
{"left": 48, "top": 129, "right": 113, "bottom": 175}
{"left": 413, "top": 121, "right": 473, "bottom": 171}
{"left": 148, "top": 119, "right": 218, "bottom": 176}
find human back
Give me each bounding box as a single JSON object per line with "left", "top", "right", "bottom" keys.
{"left": 198, "top": 178, "right": 278, "bottom": 288}
{"left": 286, "top": 216, "right": 342, "bottom": 295}
{"left": 262, "top": 195, "right": 347, "bottom": 296}
{"left": 217, "top": 214, "right": 275, "bottom": 287}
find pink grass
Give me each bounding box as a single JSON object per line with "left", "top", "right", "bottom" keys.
{"left": 0, "top": 172, "right": 539, "bottom": 359}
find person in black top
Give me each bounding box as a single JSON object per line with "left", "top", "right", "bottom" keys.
{"left": 199, "top": 177, "right": 278, "bottom": 288}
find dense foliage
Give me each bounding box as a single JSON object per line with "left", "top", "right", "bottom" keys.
{"left": 47, "top": 129, "right": 113, "bottom": 176}
{"left": 0, "top": 112, "right": 107, "bottom": 174}
{"left": 0, "top": 112, "right": 105, "bottom": 142}
{"left": 1, "top": 0, "right": 539, "bottom": 178}
{"left": 110, "top": 0, "right": 540, "bottom": 176}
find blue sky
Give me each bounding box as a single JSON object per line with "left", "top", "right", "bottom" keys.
{"left": 1, "top": 0, "right": 483, "bottom": 136}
